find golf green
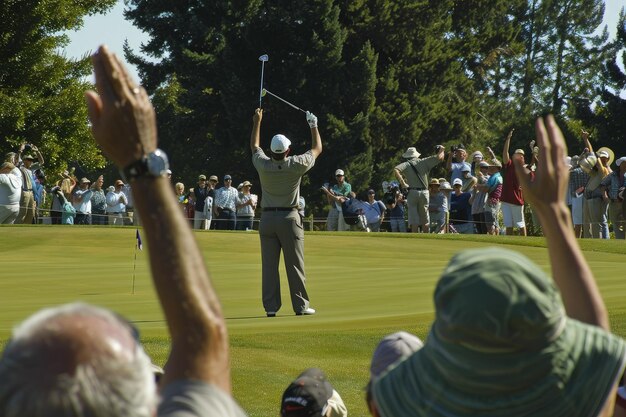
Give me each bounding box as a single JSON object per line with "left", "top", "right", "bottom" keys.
{"left": 1, "top": 226, "right": 625, "bottom": 416}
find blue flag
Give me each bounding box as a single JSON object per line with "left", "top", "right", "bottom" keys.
{"left": 136, "top": 229, "right": 143, "bottom": 250}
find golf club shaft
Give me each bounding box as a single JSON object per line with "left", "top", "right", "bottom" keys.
{"left": 259, "top": 62, "right": 265, "bottom": 108}
{"left": 263, "top": 89, "right": 306, "bottom": 113}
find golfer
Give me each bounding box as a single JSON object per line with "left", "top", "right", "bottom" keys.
{"left": 250, "top": 108, "right": 321, "bottom": 317}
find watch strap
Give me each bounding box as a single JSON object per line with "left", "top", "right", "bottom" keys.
{"left": 121, "top": 157, "right": 148, "bottom": 183}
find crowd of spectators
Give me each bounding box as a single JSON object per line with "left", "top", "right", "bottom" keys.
{"left": 2, "top": 131, "right": 623, "bottom": 237}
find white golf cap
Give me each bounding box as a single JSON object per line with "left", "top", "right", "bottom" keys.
{"left": 616, "top": 157, "right": 626, "bottom": 167}
{"left": 335, "top": 169, "right": 345, "bottom": 176}
{"left": 453, "top": 178, "right": 463, "bottom": 186}
{"left": 270, "top": 134, "right": 291, "bottom": 153}
{"left": 598, "top": 150, "right": 609, "bottom": 158}
{"left": 472, "top": 151, "right": 483, "bottom": 159}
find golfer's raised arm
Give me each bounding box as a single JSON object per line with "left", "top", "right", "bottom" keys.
{"left": 85, "top": 45, "right": 232, "bottom": 392}
{"left": 306, "top": 111, "right": 322, "bottom": 159}
{"left": 250, "top": 108, "right": 262, "bottom": 152}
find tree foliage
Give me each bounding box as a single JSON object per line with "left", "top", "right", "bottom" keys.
{"left": 3, "top": 0, "right": 621, "bottom": 212}
{"left": 0, "top": 0, "right": 116, "bottom": 178}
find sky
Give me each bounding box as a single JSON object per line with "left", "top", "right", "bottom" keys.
{"left": 64, "top": 0, "right": 625, "bottom": 84}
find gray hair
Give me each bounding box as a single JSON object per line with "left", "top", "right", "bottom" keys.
{"left": 0, "top": 303, "right": 157, "bottom": 417}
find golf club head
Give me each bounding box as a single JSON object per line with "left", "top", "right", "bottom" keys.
{"left": 261, "top": 88, "right": 267, "bottom": 97}
{"left": 258, "top": 54, "right": 269, "bottom": 62}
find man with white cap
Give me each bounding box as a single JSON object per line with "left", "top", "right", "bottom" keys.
{"left": 72, "top": 177, "right": 94, "bottom": 225}
{"left": 324, "top": 168, "right": 352, "bottom": 231}
{"left": 600, "top": 156, "right": 626, "bottom": 239}
{"left": 394, "top": 145, "right": 445, "bottom": 233}
{"left": 250, "top": 108, "right": 321, "bottom": 317}
{"left": 501, "top": 129, "right": 533, "bottom": 236}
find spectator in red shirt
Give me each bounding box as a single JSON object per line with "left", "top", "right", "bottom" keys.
{"left": 501, "top": 129, "right": 533, "bottom": 236}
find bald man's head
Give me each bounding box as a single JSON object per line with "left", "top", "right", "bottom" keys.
{"left": 0, "top": 303, "right": 156, "bottom": 417}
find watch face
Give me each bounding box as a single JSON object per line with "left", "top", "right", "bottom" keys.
{"left": 147, "top": 149, "right": 169, "bottom": 176}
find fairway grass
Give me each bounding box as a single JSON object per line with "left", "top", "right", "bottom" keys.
{"left": 1, "top": 226, "right": 625, "bottom": 416}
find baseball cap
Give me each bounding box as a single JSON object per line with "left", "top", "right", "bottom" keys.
{"left": 224, "top": 174, "right": 232, "bottom": 180}
{"left": 598, "top": 150, "right": 609, "bottom": 159}
{"left": 281, "top": 369, "right": 333, "bottom": 417}
{"left": 616, "top": 157, "right": 626, "bottom": 167}
{"left": 335, "top": 169, "right": 344, "bottom": 176}
{"left": 209, "top": 175, "right": 218, "bottom": 182}
{"left": 452, "top": 178, "right": 463, "bottom": 186}
{"left": 370, "top": 331, "right": 423, "bottom": 378}
{"left": 80, "top": 177, "right": 91, "bottom": 184}
{"left": 461, "top": 165, "right": 471, "bottom": 172}
{"left": 440, "top": 182, "right": 452, "bottom": 191}
{"left": 23, "top": 154, "right": 35, "bottom": 161}
{"left": 514, "top": 149, "right": 525, "bottom": 155}
{"left": 472, "top": 151, "right": 483, "bottom": 159}
{"left": 271, "top": 134, "right": 291, "bottom": 153}
{"left": 478, "top": 161, "right": 490, "bottom": 168}
{"left": 242, "top": 180, "right": 252, "bottom": 187}
{"left": 115, "top": 180, "right": 124, "bottom": 186}
{"left": 166, "top": 169, "right": 172, "bottom": 175}
{"left": 198, "top": 174, "right": 207, "bottom": 180}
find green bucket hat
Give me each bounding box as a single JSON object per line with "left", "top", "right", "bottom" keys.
{"left": 373, "top": 248, "right": 626, "bottom": 417}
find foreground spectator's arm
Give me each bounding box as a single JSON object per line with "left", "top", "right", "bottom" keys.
{"left": 514, "top": 116, "right": 608, "bottom": 330}
{"left": 85, "top": 46, "right": 231, "bottom": 392}
{"left": 516, "top": 117, "right": 617, "bottom": 417}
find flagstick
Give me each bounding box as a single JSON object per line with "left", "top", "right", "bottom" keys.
{"left": 132, "top": 243, "right": 137, "bottom": 294}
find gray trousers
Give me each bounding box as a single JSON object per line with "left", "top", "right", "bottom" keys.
{"left": 608, "top": 200, "right": 625, "bottom": 239}
{"left": 583, "top": 197, "right": 605, "bottom": 238}
{"left": 259, "top": 210, "right": 310, "bottom": 314}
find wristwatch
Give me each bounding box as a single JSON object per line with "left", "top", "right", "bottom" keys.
{"left": 121, "top": 149, "right": 170, "bottom": 182}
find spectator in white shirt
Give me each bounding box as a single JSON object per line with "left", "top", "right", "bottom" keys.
{"left": 106, "top": 179, "right": 128, "bottom": 226}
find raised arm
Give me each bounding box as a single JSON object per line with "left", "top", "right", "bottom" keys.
{"left": 85, "top": 46, "right": 231, "bottom": 392}
{"left": 582, "top": 130, "right": 593, "bottom": 154}
{"left": 306, "top": 111, "right": 322, "bottom": 159}
{"left": 445, "top": 149, "right": 454, "bottom": 171}
{"left": 250, "top": 108, "right": 262, "bottom": 152}
{"left": 502, "top": 129, "right": 514, "bottom": 165}
{"left": 514, "top": 116, "right": 608, "bottom": 329}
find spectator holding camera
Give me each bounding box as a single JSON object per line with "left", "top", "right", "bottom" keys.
{"left": 446, "top": 144, "right": 471, "bottom": 183}
{"left": 383, "top": 182, "right": 407, "bottom": 232}
{"left": 394, "top": 145, "right": 445, "bottom": 233}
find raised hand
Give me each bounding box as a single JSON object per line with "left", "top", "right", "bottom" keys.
{"left": 514, "top": 115, "right": 568, "bottom": 212}
{"left": 85, "top": 45, "right": 157, "bottom": 168}
{"left": 306, "top": 111, "right": 318, "bottom": 129}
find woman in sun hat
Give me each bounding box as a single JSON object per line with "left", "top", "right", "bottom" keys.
{"left": 372, "top": 116, "right": 626, "bottom": 417}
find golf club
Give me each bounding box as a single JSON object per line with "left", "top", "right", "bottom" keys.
{"left": 258, "top": 54, "right": 269, "bottom": 108}
{"left": 261, "top": 88, "right": 306, "bottom": 113}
